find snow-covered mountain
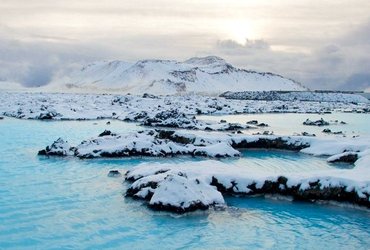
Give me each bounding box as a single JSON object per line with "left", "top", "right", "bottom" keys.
{"left": 51, "top": 56, "right": 307, "bottom": 95}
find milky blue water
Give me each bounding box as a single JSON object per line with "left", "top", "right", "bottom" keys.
{"left": 0, "top": 117, "right": 369, "bottom": 249}
{"left": 198, "top": 112, "right": 370, "bottom": 137}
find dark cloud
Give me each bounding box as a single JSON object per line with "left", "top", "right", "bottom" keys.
{"left": 340, "top": 73, "right": 370, "bottom": 91}
{"left": 21, "top": 65, "right": 53, "bottom": 87}
{"left": 0, "top": 36, "right": 121, "bottom": 86}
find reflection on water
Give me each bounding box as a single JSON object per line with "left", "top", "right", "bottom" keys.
{"left": 0, "top": 117, "right": 369, "bottom": 249}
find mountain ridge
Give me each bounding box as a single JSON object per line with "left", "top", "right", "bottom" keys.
{"left": 50, "top": 56, "right": 307, "bottom": 95}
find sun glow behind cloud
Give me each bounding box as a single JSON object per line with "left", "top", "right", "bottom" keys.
{"left": 0, "top": 0, "right": 370, "bottom": 90}
{"left": 222, "top": 20, "right": 260, "bottom": 45}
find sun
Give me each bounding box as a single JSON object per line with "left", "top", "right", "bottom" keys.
{"left": 223, "top": 20, "right": 257, "bottom": 45}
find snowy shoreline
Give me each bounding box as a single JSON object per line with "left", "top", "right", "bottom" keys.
{"left": 1, "top": 92, "right": 369, "bottom": 132}
{"left": 3, "top": 91, "right": 369, "bottom": 213}
{"left": 220, "top": 90, "right": 369, "bottom": 103}
{"left": 38, "top": 129, "right": 370, "bottom": 212}
{"left": 125, "top": 158, "right": 370, "bottom": 213}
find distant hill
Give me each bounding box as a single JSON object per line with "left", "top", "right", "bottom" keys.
{"left": 49, "top": 56, "right": 307, "bottom": 95}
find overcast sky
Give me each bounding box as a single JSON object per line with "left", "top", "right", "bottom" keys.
{"left": 0, "top": 0, "right": 369, "bottom": 91}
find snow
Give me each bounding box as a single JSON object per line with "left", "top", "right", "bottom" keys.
{"left": 38, "top": 138, "right": 74, "bottom": 156}
{"left": 300, "top": 136, "right": 369, "bottom": 156}
{"left": 303, "top": 118, "right": 330, "bottom": 126}
{"left": 118, "top": 130, "right": 370, "bottom": 212}
{"left": 327, "top": 152, "right": 358, "bottom": 163}
{"left": 0, "top": 81, "right": 26, "bottom": 91}
{"left": 39, "top": 130, "right": 242, "bottom": 158}
{"left": 2, "top": 90, "right": 369, "bottom": 212}
{"left": 149, "top": 174, "right": 225, "bottom": 212}
{"left": 39, "top": 128, "right": 370, "bottom": 172}
{"left": 125, "top": 144, "right": 370, "bottom": 212}
{"left": 221, "top": 91, "right": 369, "bottom": 103}
{"left": 1, "top": 92, "right": 369, "bottom": 125}
{"left": 47, "top": 56, "right": 307, "bottom": 95}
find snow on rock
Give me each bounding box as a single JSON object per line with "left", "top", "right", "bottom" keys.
{"left": 121, "top": 131, "right": 370, "bottom": 212}
{"left": 38, "top": 138, "right": 74, "bottom": 156}
{"left": 221, "top": 91, "right": 369, "bottom": 104}
{"left": 36, "top": 129, "right": 370, "bottom": 212}
{"left": 125, "top": 164, "right": 227, "bottom": 213}
{"left": 322, "top": 129, "right": 344, "bottom": 135}
{"left": 293, "top": 132, "right": 316, "bottom": 137}
{"left": 125, "top": 147, "right": 370, "bottom": 212}
{"left": 1, "top": 92, "right": 369, "bottom": 122}
{"left": 39, "top": 130, "right": 241, "bottom": 159}
{"left": 303, "top": 118, "right": 330, "bottom": 126}
{"left": 39, "top": 129, "right": 370, "bottom": 161}
{"left": 138, "top": 109, "right": 249, "bottom": 131}
{"left": 49, "top": 56, "right": 306, "bottom": 95}
{"left": 148, "top": 174, "right": 225, "bottom": 213}
{"left": 299, "top": 136, "right": 369, "bottom": 156}
{"left": 327, "top": 152, "right": 359, "bottom": 164}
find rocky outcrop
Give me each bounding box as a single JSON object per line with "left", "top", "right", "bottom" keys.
{"left": 39, "top": 130, "right": 240, "bottom": 159}
{"left": 124, "top": 161, "right": 370, "bottom": 213}
{"left": 139, "top": 109, "right": 249, "bottom": 131}
{"left": 303, "top": 118, "right": 330, "bottom": 126}
{"left": 2, "top": 92, "right": 369, "bottom": 122}
{"left": 327, "top": 152, "right": 358, "bottom": 164}
{"left": 230, "top": 137, "right": 310, "bottom": 151}
{"left": 107, "top": 170, "right": 122, "bottom": 177}
{"left": 37, "top": 111, "right": 60, "bottom": 120}
{"left": 126, "top": 171, "right": 225, "bottom": 213}
{"left": 141, "top": 110, "right": 197, "bottom": 129}
{"left": 210, "top": 176, "right": 369, "bottom": 207}
{"left": 38, "top": 138, "right": 74, "bottom": 156}
{"left": 220, "top": 91, "right": 369, "bottom": 103}
{"left": 322, "top": 129, "right": 343, "bottom": 135}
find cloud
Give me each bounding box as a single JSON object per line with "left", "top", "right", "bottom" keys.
{"left": 21, "top": 65, "right": 53, "bottom": 87}
{"left": 212, "top": 19, "right": 370, "bottom": 91}
{"left": 0, "top": 31, "right": 216, "bottom": 86}
{"left": 340, "top": 73, "right": 370, "bottom": 91}
{"left": 0, "top": 35, "right": 121, "bottom": 86}
{"left": 217, "top": 39, "right": 270, "bottom": 50}
{"left": 0, "top": 1, "right": 369, "bottom": 90}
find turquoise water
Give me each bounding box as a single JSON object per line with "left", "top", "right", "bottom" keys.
{"left": 198, "top": 112, "right": 370, "bottom": 137}
{"left": 229, "top": 149, "right": 354, "bottom": 173}
{"left": 0, "top": 117, "right": 369, "bottom": 249}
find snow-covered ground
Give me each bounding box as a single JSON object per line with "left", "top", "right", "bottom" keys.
{"left": 221, "top": 91, "right": 369, "bottom": 103}
{"left": 46, "top": 56, "right": 306, "bottom": 95}
{"left": 1, "top": 92, "right": 369, "bottom": 124}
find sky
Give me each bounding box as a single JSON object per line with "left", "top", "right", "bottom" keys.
{"left": 0, "top": 0, "right": 369, "bottom": 91}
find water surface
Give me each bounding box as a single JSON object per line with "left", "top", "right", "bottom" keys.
{"left": 0, "top": 117, "right": 369, "bottom": 249}
{"left": 198, "top": 112, "right": 370, "bottom": 137}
